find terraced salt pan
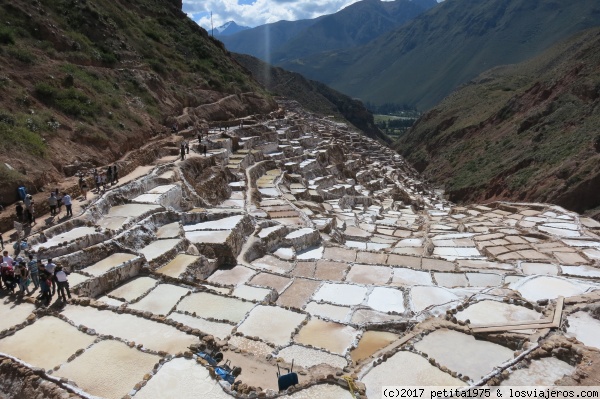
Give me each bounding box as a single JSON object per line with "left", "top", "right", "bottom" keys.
{"left": 410, "top": 286, "right": 459, "bottom": 313}
{"left": 184, "top": 215, "right": 244, "bottom": 231}
{"left": 361, "top": 351, "right": 465, "bottom": 398}
{"left": 128, "top": 284, "right": 190, "bottom": 315}
{"left": 501, "top": 357, "right": 574, "bottom": 385}
{"left": 313, "top": 283, "right": 368, "bottom": 306}
{"left": 456, "top": 300, "right": 542, "bottom": 325}
{"left": 249, "top": 272, "right": 291, "bottom": 293}
{"left": 561, "top": 265, "right": 600, "bottom": 278}
{"left": 83, "top": 253, "right": 138, "bottom": 276}
{"left": 139, "top": 239, "right": 180, "bottom": 262}
{"left": 0, "top": 301, "right": 36, "bottom": 331}
{"left": 55, "top": 340, "right": 160, "bottom": 399}
{"left": 0, "top": 316, "right": 95, "bottom": 370}
{"left": 391, "top": 268, "right": 433, "bottom": 286}
{"left": 232, "top": 284, "right": 272, "bottom": 301}
{"left": 566, "top": 311, "right": 600, "bottom": 350}
{"left": 414, "top": 329, "right": 514, "bottom": 380}
{"left": 228, "top": 336, "right": 274, "bottom": 358}
{"left": 237, "top": 305, "right": 306, "bottom": 346}
{"left": 346, "top": 264, "right": 392, "bottom": 285}
{"left": 98, "top": 204, "right": 162, "bottom": 229}
{"left": 296, "top": 246, "right": 324, "bottom": 260}
{"left": 294, "top": 318, "right": 359, "bottom": 355}
{"left": 350, "top": 331, "right": 399, "bottom": 364}
{"left": 156, "top": 254, "right": 199, "bottom": 278}
{"left": 367, "top": 287, "right": 405, "bottom": 313}
{"left": 207, "top": 265, "right": 256, "bottom": 285}
{"left": 107, "top": 276, "right": 157, "bottom": 302}
{"left": 156, "top": 221, "right": 181, "bottom": 238}
{"left": 134, "top": 357, "right": 230, "bottom": 399}
{"left": 67, "top": 272, "right": 92, "bottom": 287}
{"left": 511, "top": 276, "right": 592, "bottom": 301}
{"left": 278, "top": 344, "right": 347, "bottom": 369}
{"left": 61, "top": 306, "right": 197, "bottom": 353}
{"left": 168, "top": 312, "right": 233, "bottom": 340}
{"left": 33, "top": 226, "right": 98, "bottom": 250}
{"left": 304, "top": 302, "right": 351, "bottom": 322}
{"left": 176, "top": 292, "right": 255, "bottom": 323}
{"left": 186, "top": 230, "right": 231, "bottom": 244}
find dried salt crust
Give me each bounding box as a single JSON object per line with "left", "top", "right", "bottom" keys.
{"left": 168, "top": 312, "right": 233, "bottom": 340}
{"left": 107, "top": 276, "right": 157, "bottom": 302}
{"left": 238, "top": 305, "right": 306, "bottom": 346}
{"left": 128, "top": 283, "right": 190, "bottom": 315}
{"left": 0, "top": 301, "right": 36, "bottom": 332}
{"left": 500, "top": 357, "right": 575, "bottom": 385}
{"left": 176, "top": 292, "right": 256, "bottom": 323}
{"left": 277, "top": 344, "right": 347, "bottom": 369}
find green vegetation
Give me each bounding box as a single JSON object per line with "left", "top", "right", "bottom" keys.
{"left": 0, "top": 110, "right": 47, "bottom": 156}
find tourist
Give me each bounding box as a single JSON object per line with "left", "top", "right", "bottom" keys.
{"left": 0, "top": 262, "right": 15, "bottom": 293}
{"left": 28, "top": 255, "right": 40, "bottom": 289}
{"left": 3, "top": 250, "right": 13, "bottom": 267}
{"left": 112, "top": 165, "right": 119, "bottom": 184}
{"left": 17, "top": 262, "right": 30, "bottom": 295}
{"left": 62, "top": 192, "right": 73, "bottom": 217}
{"left": 55, "top": 266, "right": 72, "bottom": 301}
{"left": 48, "top": 192, "right": 58, "bottom": 216}
{"left": 56, "top": 189, "right": 63, "bottom": 214}
{"left": 81, "top": 179, "right": 88, "bottom": 199}
{"left": 186, "top": 141, "right": 190, "bottom": 154}
{"left": 180, "top": 142, "right": 186, "bottom": 161}
{"left": 25, "top": 199, "right": 35, "bottom": 225}
{"left": 45, "top": 258, "right": 57, "bottom": 295}
{"left": 39, "top": 271, "right": 52, "bottom": 306}
{"left": 203, "top": 145, "right": 207, "bottom": 156}
{"left": 101, "top": 173, "right": 107, "bottom": 192}
{"left": 0, "top": 234, "right": 3, "bottom": 250}
{"left": 94, "top": 171, "right": 101, "bottom": 193}
{"left": 106, "top": 166, "right": 113, "bottom": 186}
{"left": 15, "top": 202, "right": 24, "bottom": 222}
{"left": 12, "top": 238, "right": 27, "bottom": 257}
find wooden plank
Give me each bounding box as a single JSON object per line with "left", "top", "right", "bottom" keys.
{"left": 551, "top": 296, "right": 564, "bottom": 327}
{"left": 472, "top": 297, "right": 564, "bottom": 333}
{"left": 470, "top": 316, "right": 552, "bottom": 329}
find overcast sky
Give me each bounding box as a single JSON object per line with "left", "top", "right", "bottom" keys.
{"left": 183, "top": 0, "right": 367, "bottom": 30}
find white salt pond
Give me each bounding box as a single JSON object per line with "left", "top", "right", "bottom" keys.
{"left": 156, "top": 254, "right": 199, "bottom": 278}
{"left": 313, "top": 283, "right": 368, "bottom": 306}
{"left": 155, "top": 221, "right": 181, "bottom": 238}
{"left": 512, "top": 276, "right": 591, "bottom": 302}
{"left": 33, "top": 226, "right": 98, "bottom": 250}
{"left": 168, "top": 312, "right": 233, "bottom": 340}
{"left": 410, "top": 286, "right": 459, "bottom": 313}
{"left": 566, "top": 311, "right": 600, "bottom": 350}
{"left": 61, "top": 306, "right": 197, "bottom": 353}
{"left": 294, "top": 318, "right": 359, "bottom": 355}
{"left": 128, "top": 283, "right": 190, "bottom": 315}
{"left": 228, "top": 336, "right": 274, "bottom": 358}
{"left": 361, "top": 351, "right": 465, "bottom": 398}
{"left": 456, "top": 300, "right": 543, "bottom": 325}
{"left": 277, "top": 344, "right": 347, "bottom": 369}
{"left": 296, "top": 246, "right": 324, "bottom": 260}
{"left": 238, "top": 305, "right": 306, "bottom": 346}
{"left": 350, "top": 331, "right": 399, "bottom": 364}
{"left": 67, "top": 272, "right": 92, "bottom": 287}
{"left": 414, "top": 329, "right": 514, "bottom": 381}
{"left": 186, "top": 230, "right": 231, "bottom": 244}
{"left": 55, "top": 340, "right": 160, "bottom": 399}
{"left": 282, "top": 384, "right": 355, "bottom": 399}
{"left": 391, "top": 268, "right": 433, "bottom": 286}
{"left": 367, "top": 287, "right": 405, "bottom": 313}
{"left": 176, "top": 292, "right": 255, "bottom": 323}
{"left": 346, "top": 264, "right": 392, "bottom": 285}
{"left": 0, "top": 301, "right": 36, "bottom": 331}
{"left": 107, "top": 276, "right": 157, "bottom": 302}
{"left": 560, "top": 265, "right": 600, "bottom": 278}
{"left": 83, "top": 253, "right": 138, "bottom": 276}
{"left": 104, "top": 203, "right": 162, "bottom": 218}
{"left": 134, "top": 357, "right": 230, "bottom": 399}
{"left": 304, "top": 302, "right": 352, "bottom": 322}
{"left": 139, "top": 239, "right": 180, "bottom": 262}
{"left": 184, "top": 215, "right": 244, "bottom": 231}
{"left": 207, "top": 265, "right": 256, "bottom": 285}
{"left": 232, "top": 284, "right": 272, "bottom": 301}
{"left": 0, "top": 316, "right": 95, "bottom": 370}
{"left": 501, "top": 357, "right": 575, "bottom": 385}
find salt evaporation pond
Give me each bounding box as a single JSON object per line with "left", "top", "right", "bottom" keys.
{"left": 312, "top": 283, "right": 368, "bottom": 306}
{"left": 183, "top": 215, "right": 244, "bottom": 231}
{"left": 61, "top": 306, "right": 197, "bottom": 353}
{"left": 232, "top": 284, "right": 272, "bottom": 301}
{"left": 410, "top": 286, "right": 459, "bottom": 313}
{"left": 456, "top": 300, "right": 542, "bottom": 325}
{"left": 346, "top": 264, "right": 392, "bottom": 285}
{"left": 501, "top": 357, "right": 574, "bottom": 385}
{"left": 566, "top": 311, "right": 600, "bottom": 350}
{"left": 156, "top": 254, "right": 199, "bottom": 278}
{"left": 33, "top": 226, "right": 98, "bottom": 250}
{"left": 168, "top": 312, "right": 233, "bottom": 340}
{"left": 155, "top": 221, "right": 181, "bottom": 238}
{"left": 176, "top": 292, "right": 255, "bottom": 323}
{"left": 361, "top": 351, "right": 465, "bottom": 398}
{"left": 83, "top": 253, "right": 138, "bottom": 276}
{"left": 512, "top": 276, "right": 591, "bottom": 302}
{"left": 304, "top": 302, "right": 351, "bottom": 322}
{"left": 228, "top": 336, "right": 274, "bottom": 358}
{"left": 0, "top": 316, "right": 95, "bottom": 370}
{"left": 294, "top": 318, "right": 359, "bottom": 355}
{"left": 414, "top": 329, "right": 514, "bottom": 381}
{"left": 0, "top": 301, "right": 36, "bottom": 331}
{"left": 277, "top": 344, "right": 347, "bottom": 369}
{"left": 128, "top": 283, "right": 190, "bottom": 315}
{"left": 54, "top": 340, "right": 160, "bottom": 399}
{"left": 135, "top": 357, "right": 230, "bottom": 399}
{"left": 350, "top": 331, "right": 399, "bottom": 364}
{"left": 238, "top": 305, "right": 306, "bottom": 346}
{"left": 367, "top": 287, "right": 405, "bottom": 313}
{"left": 391, "top": 268, "right": 433, "bottom": 286}
{"left": 208, "top": 265, "right": 256, "bottom": 285}
{"left": 107, "top": 276, "right": 157, "bottom": 302}
{"left": 283, "top": 384, "right": 356, "bottom": 399}
{"left": 139, "top": 238, "right": 180, "bottom": 262}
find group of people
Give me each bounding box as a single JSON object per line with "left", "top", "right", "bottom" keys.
{"left": 48, "top": 190, "right": 73, "bottom": 218}
{"left": 0, "top": 251, "right": 72, "bottom": 305}
{"left": 15, "top": 194, "right": 35, "bottom": 226}
{"left": 92, "top": 165, "right": 119, "bottom": 193}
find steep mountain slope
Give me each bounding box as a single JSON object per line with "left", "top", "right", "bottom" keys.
{"left": 395, "top": 28, "right": 600, "bottom": 218}
{"left": 234, "top": 53, "right": 389, "bottom": 143}
{"left": 220, "top": 0, "right": 435, "bottom": 63}
{"left": 282, "top": 0, "right": 600, "bottom": 111}
{"left": 0, "top": 0, "right": 275, "bottom": 205}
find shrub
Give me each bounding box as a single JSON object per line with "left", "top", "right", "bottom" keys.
{"left": 0, "top": 26, "right": 15, "bottom": 45}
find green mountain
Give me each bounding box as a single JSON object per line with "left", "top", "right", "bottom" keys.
{"left": 233, "top": 53, "right": 389, "bottom": 143}
{"left": 220, "top": 0, "right": 435, "bottom": 64}
{"left": 394, "top": 27, "right": 600, "bottom": 219}
{"left": 282, "top": 0, "right": 600, "bottom": 111}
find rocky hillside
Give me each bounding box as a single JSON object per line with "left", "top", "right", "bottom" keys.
{"left": 394, "top": 28, "right": 600, "bottom": 219}
{"left": 0, "top": 0, "right": 275, "bottom": 205}
{"left": 282, "top": 0, "right": 600, "bottom": 111}
{"left": 233, "top": 53, "right": 389, "bottom": 143}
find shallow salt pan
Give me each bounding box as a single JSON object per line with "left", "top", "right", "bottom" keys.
{"left": 361, "top": 351, "right": 465, "bottom": 398}
{"left": 501, "top": 357, "right": 574, "bottom": 385}
{"left": 391, "top": 268, "right": 433, "bottom": 286}
{"left": 139, "top": 239, "right": 180, "bottom": 261}
{"left": 456, "top": 300, "right": 542, "bottom": 325}
{"left": 313, "top": 283, "right": 368, "bottom": 306}
{"left": 55, "top": 340, "right": 160, "bottom": 399}
{"left": 177, "top": 292, "right": 255, "bottom": 323}
{"left": 560, "top": 265, "right": 600, "bottom": 278}
{"left": 414, "top": 329, "right": 514, "bottom": 381}
{"left": 128, "top": 284, "right": 190, "bottom": 315}
{"left": 296, "top": 246, "right": 324, "bottom": 260}
{"left": 346, "top": 264, "right": 392, "bottom": 285}
{"left": 228, "top": 336, "right": 274, "bottom": 358}
{"left": 304, "top": 302, "right": 351, "bottom": 322}
{"left": 156, "top": 221, "right": 181, "bottom": 238}
{"left": 566, "top": 311, "right": 600, "bottom": 350}
{"left": 104, "top": 203, "right": 162, "bottom": 218}
{"left": 0, "top": 316, "right": 95, "bottom": 370}
{"left": 232, "top": 284, "right": 272, "bottom": 301}
{"left": 0, "top": 301, "right": 36, "bottom": 331}
{"left": 277, "top": 344, "right": 347, "bottom": 369}
{"left": 33, "top": 226, "right": 98, "bottom": 250}
{"left": 168, "top": 312, "right": 233, "bottom": 340}
{"left": 367, "top": 287, "right": 405, "bottom": 313}
{"left": 282, "top": 384, "right": 355, "bottom": 399}
{"left": 83, "top": 253, "right": 138, "bottom": 276}
{"left": 186, "top": 230, "right": 231, "bottom": 244}
{"left": 61, "top": 306, "right": 197, "bottom": 353}
{"left": 156, "top": 254, "right": 199, "bottom": 278}
{"left": 410, "top": 286, "right": 459, "bottom": 313}
{"left": 350, "top": 331, "right": 399, "bottom": 364}
{"left": 207, "top": 265, "right": 256, "bottom": 285}
{"left": 184, "top": 215, "right": 244, "bottom": 231}
{"left": 238, "top": 305, "right": 306, "bottom": 346}
{"left": 107, "top": 276, "right": 157, "bottom": 302}
{"left": 511, "top": 276, "right": 591, "bottom": 302}
{"left": 294, "top": 318, "right": 359, "bottom": 355}
{"left": 134, "top": 357, "right": 230, "bottom": 399}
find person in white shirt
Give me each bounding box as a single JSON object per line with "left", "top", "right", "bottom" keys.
{"left": 55, "top": 266, "right": 71, "bottom": 301}
{"left": 2, "top": 250, "right": 13, "bottom": 266}
{"left": 45, "top": 259, "right": 57, "bottom": 295}
{"left": 62, "top": 193, "right": 73, "bottom": 217}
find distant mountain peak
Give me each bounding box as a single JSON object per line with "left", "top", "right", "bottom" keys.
{"left": 214, "top": 21, "right": 250, "bottom": 36}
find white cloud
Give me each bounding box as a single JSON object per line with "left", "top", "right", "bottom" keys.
{"left": 183, "top": 0, "right": 364, "bottom": 30}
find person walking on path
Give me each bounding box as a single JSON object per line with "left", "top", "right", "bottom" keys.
{"left": 203, "top": 145, "right": 207, "bottom": 156}
{"left": 15, "top": 202, "right": 24, "bottom": 222}
{"left": 106, "top": 166, "right": 113, "bottom": 186}
{"left": 1, "top": 262, "right": 15, "bottom": 293}
{"left": 39, "top": 271, "right": 52, "bottom": 306}
{"left": 0, "top": 234, "right": 3, "bottom": 250}
{"left": 28, "top": 255, "right": 39, "bottom": 289}
{"left": 45, "top": 258, "right": 57, "bottom": 295}
{"left": 112, "top": 165, "right": 119, "bottom": 184}
{"left": 17, "top": 262, "right": 30, "bottom": 295}
{"left": 180, "top": 142, "right": 186, "bottom": 161}
{"left": 48, "top": 192, "right": 58, "bottom": 216}
{"left": 56, "top": 190, "right": 63, "bottom": 214}
{"left": 62, "top": 192, "right": 73, "bottom": 217}
{"left": 55, "top": 266, "right": 72, "bottom": 302}
{"left": 81, "top": 179, "right": 88, "bottom": 199}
